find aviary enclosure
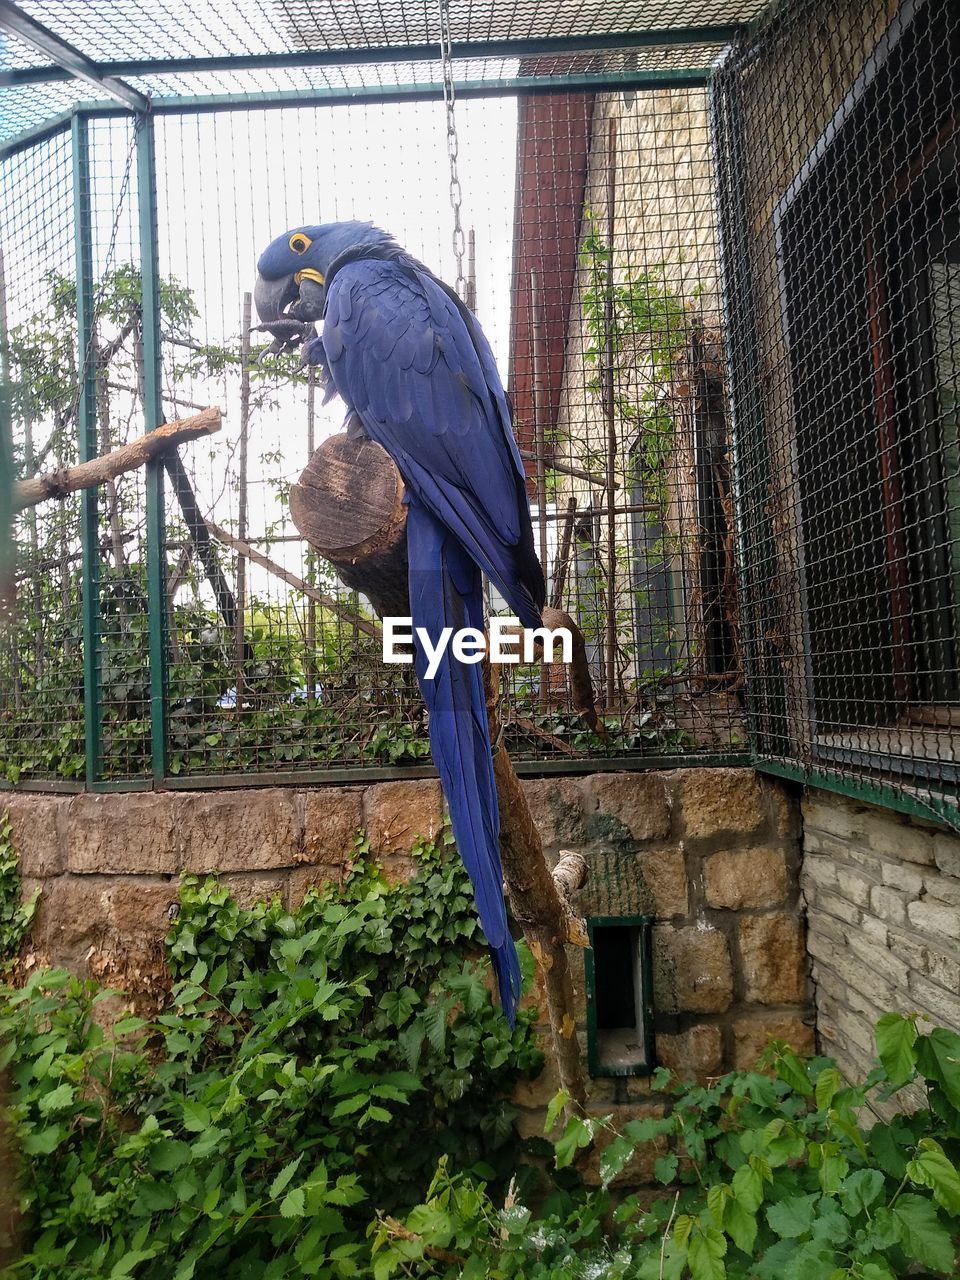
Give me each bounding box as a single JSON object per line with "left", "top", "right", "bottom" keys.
{"left": 2, "top": 0, "right": 960, "bottom": 831}
{"left": 0, "top": 3, "right": 746, "bottom": 794}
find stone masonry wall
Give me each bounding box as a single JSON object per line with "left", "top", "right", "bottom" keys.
{"left": 802, "top": 789, "right": 960, "bottom": 1112}
{"left": 6, "top": 767, "right": 810, "bottom": 1174}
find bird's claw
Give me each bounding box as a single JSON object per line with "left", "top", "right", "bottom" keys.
{"left": 252, "top": 320, "right": 321, "bottom": 366}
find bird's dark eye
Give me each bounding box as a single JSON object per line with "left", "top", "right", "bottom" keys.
{"left": 289, "top": 233, "right": 311, "bottom": 255}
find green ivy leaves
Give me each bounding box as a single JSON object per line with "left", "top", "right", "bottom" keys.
{"left": 381, "top": 1011, "right": 960, "bottom": 1280}
{"left": 876, "top": 1011, "right": 919, "bottom": 1087}
{"left": 1, "top": 839, "right": 541, "bottom": 1278}
{"left": 0, "top": 814, "right": 39, "bottom": 958}
{"left": 8, "top": 835, "right": 960, "bottom": 1280}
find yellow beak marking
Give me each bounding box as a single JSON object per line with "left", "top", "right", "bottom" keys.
{"left": 294, "top": 268, "right": 326, "bottom": 286}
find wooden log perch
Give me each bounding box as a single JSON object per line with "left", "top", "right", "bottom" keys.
{"left": 291, "top": 430, "right": 591, "bottom": 1111}
{"left": 13, "top": 407, "right": 222, "bottom": 512}
{"left": 291, "top": 433, "right": 601, "bottom": 733}
{"left": 290, "top": 431, "right": 409, "bottom": 620}
{"left": 486, "top": 663, "right": 589, "bottom": 1106}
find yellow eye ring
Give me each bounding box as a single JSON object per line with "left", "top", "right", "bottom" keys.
{"left": 289, "top": 233, "right": 312, "bottom": 255}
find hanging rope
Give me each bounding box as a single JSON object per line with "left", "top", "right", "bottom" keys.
{"left": 438, "top": 0, "right": 467, "bottom": 302}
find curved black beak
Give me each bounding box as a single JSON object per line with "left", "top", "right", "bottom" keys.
{"left": 252, "top": 272, "right": 312, "bottom": 357}
{"left": 254, "top": 271, "right": 298, "bottom": 328}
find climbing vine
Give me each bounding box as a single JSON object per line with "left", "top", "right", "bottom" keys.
{"left": 579, "top": 208, "right": 692, "bottom": 516}
{"left": 0, "top": 815, "right": 39, "bottom": 961}
{"left": 0, "top": 833, "right": 541, "bottom": 1277}
{"left": 567, "top": 210, "right": 702, "bottom": 708}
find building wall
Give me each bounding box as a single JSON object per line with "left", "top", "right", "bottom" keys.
{"left": 723, "top": 0, "right": 960, "bottom": 1116}
{"left": 547, "top": 86, "right": 735, "bottom": 713}
{"left": 553, "top": 84, "right": 719, "bottom": 522}
{"left": 802, "top": 788, "right": 960, "bottom": 1113}
{"left": 6, "top": 767, "right": 811, "bottom": 1180}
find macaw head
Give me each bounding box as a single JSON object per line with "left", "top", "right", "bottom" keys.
{"left": 253, "top": 220, "right": 393, "bottom": 352}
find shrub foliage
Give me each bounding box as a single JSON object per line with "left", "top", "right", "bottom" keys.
{"left": 0, "top": 834, "right": 541, "bottom": 1278}
{"left": 3, "top": 828, "right": 960, "bottom": 1278}
{"left": 374, "top": 1015, "right": 960, "bottom": 1279}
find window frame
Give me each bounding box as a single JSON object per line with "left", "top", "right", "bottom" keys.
{"left": 583, "top": 913, "right": 655, "bottom": 1079}
{"left": 768, "top": 0, "right": 960, "bottom": 781}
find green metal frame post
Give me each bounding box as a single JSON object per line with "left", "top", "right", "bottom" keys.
{"left": 709, "top": 57, "right": 790, "bottom": 762}
{"left": 72, "top": 112, "right": 102, "bottom": 787}
{"left": 136, "top": 111, "right": 169, "bottom": 781}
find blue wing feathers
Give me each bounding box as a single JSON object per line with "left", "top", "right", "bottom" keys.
{"left": 322, "top": 252, "right": 542, "bottom": 1022}
{"left": 407, "top": 505, "right": 522, "bottom": 1024}
{"left": 325, "top": 261, "right": 534, "bottom": 544}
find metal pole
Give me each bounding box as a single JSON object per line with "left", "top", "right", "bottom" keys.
{"left": 305, "top": 368, "right": 317, "bottom": 704}
{"left": 709, "top": 60, "right": 788, "bottom": 759}
{"left": 2, "top": 27, "right": 746, "bottom": 87}
{"left": 72, "top": 112, "right": 102, "bottom": 787}
{"left": 136, "top": 111, "right": 169, "bottom": 781}
{"left": 603, "top": 116, "right": 619, "bottom": 708}
{"left": 465, "top": 228, "right": 477, "bottom": 312}
{"left": 235, "top": 292, "right": 251, "bottom": 689}
{"left": 530, "top": 268, "right": 550, "bottom": 707}
{"left": 0, "top": 72, "right": 715, "bottom": 161}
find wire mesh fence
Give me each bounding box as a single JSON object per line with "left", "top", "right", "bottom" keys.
{"left": 5, "top": 0, "right": 757, "bottom": 66}
{"left": 713, "top": 0, "right": 960, "bottom": 825}
{"left": 0, "top": 77, "right": 745, "bottom": 786}
{"left": 0, "top": 127, "right": 83, "bottom": 783}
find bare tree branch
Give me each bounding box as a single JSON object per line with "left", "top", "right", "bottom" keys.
{"left": 13, "top": 407, "right": 221, "bottom": 511}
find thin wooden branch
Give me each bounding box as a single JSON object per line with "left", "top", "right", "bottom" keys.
{"left": 486, "top": 661, "right": 589, "bottom": 1110}
{"left": 498, "top": 606, "right": 602, "bottom": 735}
{"left": 550, "top": 496, "right": 577, "bottom": 611}
{"left": 235, "top": 292, "right": 252, "bottom": 681}
{"left": 98, "top": 314, "right": 138, "bottom": 365}
{"left": 518, "top": 449, "right": 612, "bottom": 489}
{"left": 164, "top": 450, "right": 241, "bottom": 636}
{"left": 378, "top": 1217, "right": 465, "bottom": 1266}
{"left": 105, "top": 381, "right": 216, "bottom": 414}
{"left": 506, "top": 710, "right": 582, "bottom": 758}
{"left": 205, "top": 519, "right": 382, "bottom": 641}
{"left": 13, "top": 407, "right": 221, "bottom": 511}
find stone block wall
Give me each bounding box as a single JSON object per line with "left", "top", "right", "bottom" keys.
{"left": 6, "top": 767, "right": 810, "bottom": 1155}
{"left": 518, "top": 768, "right": 812, "bottom": 1153}
{"left": 802, "top": 789, "right": 960, "bottom": 1111}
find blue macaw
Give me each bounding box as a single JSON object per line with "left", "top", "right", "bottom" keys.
{"left": 254, "top": 222, "right": 545, "bottom": 1024}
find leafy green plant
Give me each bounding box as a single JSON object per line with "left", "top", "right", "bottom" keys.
{"left": 1, "top": 249, "right": 720, "bottom": 786}
{"left": 580, "top": 212, "right": 690, "bottom": 518}
{"left": 0, "top": 815, "right": 39, "bottom": 961}
{"left": 375, "top": 1016, "right": 960, "bottom": 1279}
{"left": 572, "top": 213, "right": 698, "bottom": 690}
{"left": 0, "top": 834, "right": 542, "bottom": 1278}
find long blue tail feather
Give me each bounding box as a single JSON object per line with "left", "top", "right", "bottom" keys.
{"left": 406, "top": 501, "right": 522, "bottom": 1026}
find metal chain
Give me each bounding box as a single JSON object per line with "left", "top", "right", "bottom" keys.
{"left": 438, "top": 0, "right": 467, "bottom": 301}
